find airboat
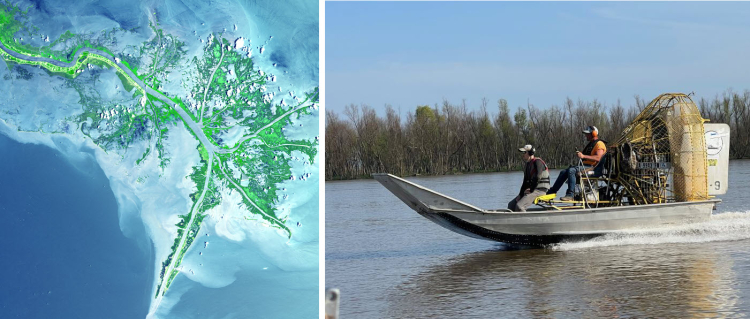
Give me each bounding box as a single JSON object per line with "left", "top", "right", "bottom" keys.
{"left": 374, "top": 93, "right": 731, "bottom": 246}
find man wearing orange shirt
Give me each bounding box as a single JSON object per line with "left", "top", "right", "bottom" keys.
{"left": 547, "top": 126, "right": 606, "bottom": 201}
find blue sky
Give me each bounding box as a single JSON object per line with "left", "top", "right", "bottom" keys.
{"left": 326, "top": 1, "right": 750, "bottom": 115}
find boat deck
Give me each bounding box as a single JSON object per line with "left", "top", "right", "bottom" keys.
{"left": 374, "top": 173, "right": 720, "bottom": 246}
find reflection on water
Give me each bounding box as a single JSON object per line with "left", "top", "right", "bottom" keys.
{"left": 326, "top": 160, "right": 750, "bottom": 318}
{"left": 388, "top": 244, "right": 741, "bottom": 318}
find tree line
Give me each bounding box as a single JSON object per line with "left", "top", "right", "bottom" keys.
{"left": 325, "top": 90, "right": 750, "bottom": 180}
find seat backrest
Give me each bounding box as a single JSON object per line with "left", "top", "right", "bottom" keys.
{"left": 591, "top": 152, "right": 612, "bottom": 178}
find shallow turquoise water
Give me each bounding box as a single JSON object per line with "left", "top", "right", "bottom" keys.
{"left": 0, "top": 0, "right": 319, "bottom": 317}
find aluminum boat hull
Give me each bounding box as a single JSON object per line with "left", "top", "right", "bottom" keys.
{"left": 373, "top": 173, "right": 719, "bottom": 246}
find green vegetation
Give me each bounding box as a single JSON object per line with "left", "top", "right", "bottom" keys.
{"left": 180, "top": 34, "right": 318, "bottom": 237}
{"left": 136, "top": 147, "right": 151, "bottom": 165}
{"left": 1, "top": 1, "right": 318, "bottom": 300}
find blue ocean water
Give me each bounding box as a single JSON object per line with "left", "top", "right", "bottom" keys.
{"left": 1, "top": 0, "right": 319, "bottom": 316}
{"left": 0, "top": 133, "right": 152, "bottom": 318}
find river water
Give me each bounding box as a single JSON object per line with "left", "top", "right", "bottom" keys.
{"left": 326, "top": 160, "right": 750, "bottom": 318}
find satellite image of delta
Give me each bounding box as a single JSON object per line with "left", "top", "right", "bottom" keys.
{"left": 0, "top": 0, "right": 319, "bottom": 317}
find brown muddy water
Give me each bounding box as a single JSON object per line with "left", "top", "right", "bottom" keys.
{"left": 326, "top": 160, "right": 750, "bottom": 318}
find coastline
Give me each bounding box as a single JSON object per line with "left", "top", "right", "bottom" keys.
{"left": 0, "top": 117, "right": 197, "bottom": 309}
{"left": 1, "top": 0, "right": 320, "bottom": 316}
{"left": 0, "top": 120, "right": 153, "bottom": 317}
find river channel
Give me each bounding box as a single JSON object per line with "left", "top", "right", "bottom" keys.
{"left": 326, "top": 160, "right": 750, "bottom": 318}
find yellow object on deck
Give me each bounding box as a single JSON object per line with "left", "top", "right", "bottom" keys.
{"left": 533, "top": 193, "right": 556, "bottom": 204}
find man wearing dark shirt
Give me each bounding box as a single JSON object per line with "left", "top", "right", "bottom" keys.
{"left": 508, "top": 145, "right": 551, "bottom": 212}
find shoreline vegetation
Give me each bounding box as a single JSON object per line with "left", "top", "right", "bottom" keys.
{"left": 326, "top": 90, "right": 750, "bottom": 181}
{"left": 1, "top": 2, "right": 318, "bottom": 302}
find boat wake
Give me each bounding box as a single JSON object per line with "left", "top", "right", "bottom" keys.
{"left": 553, "top": 211, "right": 750, "bottom": 251}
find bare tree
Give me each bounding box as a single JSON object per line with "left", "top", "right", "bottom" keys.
{"left": 325, "top": 90, "right": 750, "bottom": 180}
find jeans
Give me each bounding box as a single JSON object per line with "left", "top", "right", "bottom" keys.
{"left": 548, "top": 165, "right": 592, "bottom": 196}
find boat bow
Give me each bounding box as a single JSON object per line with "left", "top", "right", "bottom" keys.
{"left": 372, "top": 173, "right": 491, "bottom": 214}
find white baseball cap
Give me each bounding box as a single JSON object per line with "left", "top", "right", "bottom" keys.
{"left": 582, "top": 125, "right": 598, "bottom": 134}
{"left": 518, "top": 145, "right": 535, "bottom": 153}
